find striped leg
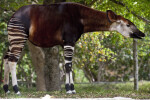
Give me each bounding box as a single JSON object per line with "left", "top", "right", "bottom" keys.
{"left": 3, "top": 17, "right": 28, "bottom": 94}
{"left": 64, "top": 45, "right": 76, "bottom": 94}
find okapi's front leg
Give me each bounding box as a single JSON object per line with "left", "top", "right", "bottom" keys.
{"left": 64, "top": 45, "right": 76, "bottom": 94}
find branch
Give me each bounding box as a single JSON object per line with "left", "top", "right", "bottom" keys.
{"left": 110, "top": 0, "right": 150, "bottom": 23}
{"left": 130, "top": 10, "right": 150, "bottom": 23}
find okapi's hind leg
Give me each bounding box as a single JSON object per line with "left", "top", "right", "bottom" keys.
{"left": 3, "top": 17, "right": 28, "bottom": 94}
{"left": 3, "top": 49, "right": 11, "bottom": 94}
{"left": 64, "top": 45, "right": 76, "bottom": 94}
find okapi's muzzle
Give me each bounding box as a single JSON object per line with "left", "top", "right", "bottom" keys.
{"left": 130, "top": 31, "right": 145, "bottom": 39}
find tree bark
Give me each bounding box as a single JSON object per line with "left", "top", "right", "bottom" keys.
{"left": 133, "top": 39, "right": 139, "bottom": 91}
{"left": 97, "top": 62, "right": 105, "bottom": 82}
{"left": 83, "top": 61, "right": 95, "bottom": 82}
{"left": 27, "top": 41, "right": 46, "bottom": 91}
{"left": 43, "top": 47, "right": 60, "bottom": 91}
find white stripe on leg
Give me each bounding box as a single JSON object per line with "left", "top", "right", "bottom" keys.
{"left": 66, "top": 73, "right": 69, "bottom": 84}
{"left": 9, "top": 61, "right": 18, "bottom": 86}
{"left": 4, "top": 59, "right": 10, "bottom": 85}
{"left": 65, "top": 71, "right": 74, "bottom": 84}
{"left": 65, "top": 60, "right": 72, "bottom": 64}
{"left": 70, "top": 71, "right": 74, "bottom": 84}
{"left": 64, "top": 45, "right": 74, "bottom": 51}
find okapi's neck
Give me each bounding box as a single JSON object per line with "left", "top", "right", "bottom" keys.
{"left": 80, "top": 7, "right": 111, "bottom": 33}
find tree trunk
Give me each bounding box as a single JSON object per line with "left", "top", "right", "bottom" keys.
{"left": 133, "top": 39, "right": 139, "bottom": 91}
{"left": 83, "top": 61, "right": 95, "bottom": 82}
{"left": 97, "top": 62, "right": 105, "bottom": 82}
{"left": 27, "top": 41, "right": 46, "bottom": 91}
{"left": 43, "top": 47, "right": 60, "bottom": 91}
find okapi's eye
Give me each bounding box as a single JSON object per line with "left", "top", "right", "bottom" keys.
{"left": 127, "top": 24, "right": 130, "bottom": 27}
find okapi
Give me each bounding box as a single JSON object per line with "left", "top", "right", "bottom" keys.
{"left": 3, "top": 2, "right": 145, "bottom": 94}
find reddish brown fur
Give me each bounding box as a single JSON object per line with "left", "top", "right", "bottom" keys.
{"left": 26, "top": 3, "right": 112, "bottom": 47}
{"left": 29, "top": 5, "right": 64, "bottom": 47}
{"left": 117, "top": 15, "right": 134, "bottom": 25}
{"left": 13, "top": 2, "right": 138, "bottom": 48}
{"left": 80, "top": 6, "right": 111, "bottom": 32}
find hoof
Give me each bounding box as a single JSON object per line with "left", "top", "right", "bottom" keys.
{"left": 71, "top": 90, "right": 76, "bottom": 94}
{"left": 65, "top": 84, "right": 76, "bottom": 94}
{"left": 66, "top": 90, "right": 76, "bottom": 94}
{"left": 66, "top": 90, "right": 72, "bottom": 94}
{"left": 3, "top": 84, "right": 9, "bottom": 94}
{"left": 6, "top": 90, "right": 10, "bottom": 94}
{"left": 13, "top": 85, "right": 20, "bottom": 94}
{"left": 16, "top": 91, "right": 21, "bottom": 95}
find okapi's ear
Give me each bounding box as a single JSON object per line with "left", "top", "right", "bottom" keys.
{"left": 107, "top": 10, "right": 117, "bottom": 22}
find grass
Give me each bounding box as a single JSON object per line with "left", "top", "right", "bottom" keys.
{"left": 0, "top": 81, "right": 150, "bottom": 99}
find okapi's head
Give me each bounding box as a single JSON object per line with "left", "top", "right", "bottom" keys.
{"left": 107, "top": 10, "right": 145, "bottom": 39}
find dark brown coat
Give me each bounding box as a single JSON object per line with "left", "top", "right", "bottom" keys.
{"left": 11, "top": 2, "right": 111, "bottom": 47}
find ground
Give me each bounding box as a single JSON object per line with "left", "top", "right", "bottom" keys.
{"left": 0, "top": 81, "right": 150, "bottom": 99}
